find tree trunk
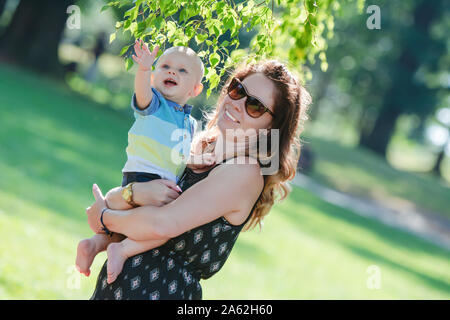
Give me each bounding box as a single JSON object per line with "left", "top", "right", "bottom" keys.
{"left": 432, "top": 149, "right": 445, "bottom": 177}
{"left": 0, "top": 0, "right": 74, "bottom": 77}
{"left": 359, "top": 101, "right": 402, "bottom": 158}
{"left": 0, "top": 0, "right": 6, "bottom": 18}
{"left": 358, "top": 0, "right": 442, "bottom": 158}
{"left": 432, "top": 132, "right": 449, "bottom": 177}
{"left": 309, "top": 69, "right": 332, "bottom": 122}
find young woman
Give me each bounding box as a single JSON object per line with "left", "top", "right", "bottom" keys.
{"left": 85, "top": 59, "right": 312, "bottom": 300}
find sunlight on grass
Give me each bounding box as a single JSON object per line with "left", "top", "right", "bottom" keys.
{"left": 203, "top": 187, "right": 450, "bottom": 299}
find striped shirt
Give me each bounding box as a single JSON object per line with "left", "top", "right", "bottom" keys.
{"left": 122, "top": 88, "right": 197, "bottom": 183}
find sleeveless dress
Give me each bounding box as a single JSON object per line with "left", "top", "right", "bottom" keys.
{"left": 90, "top": 160, "right": 261, "bottom": 300}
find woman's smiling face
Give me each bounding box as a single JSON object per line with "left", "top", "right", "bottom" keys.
{"left": 217, "top": 72, "right": 277, "bottom": 134}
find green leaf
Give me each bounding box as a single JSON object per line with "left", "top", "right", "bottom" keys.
{"left": 130, "top": 22, "right": 138, "bottom": 34}
{"left": 154, "top": 16, "right": 164, "bottom": 31}
{"left": 118, "top": 0, "right": 132, "bottom": 8}
{"left": 210, "top": 73, "right": 220, "bottom": 88}
{"left": 197, "top": 50, "right": 207, "bottom": 58}
{"left": 155, "top": 33, "right": 167, "bottom": 43}
{"left": 179, "top": 8, "right": 187, "bottom": 23}
{"left": 223, "top": 16, "right": 235, "bottom": 31}
{"left": 109, "top": 32, "right": 116, "bottom": 44}
{"left": 100, "top": 5, "right": 110, "bottom": 13}
{"left": 124, "top": 7, "right": 135, "bottom": 18}
{"left": 137, "top": 21, "right": 147, "bottom": 34}
{"left": 165, "top": 3, "right": 179, "bottom": 17}
{"left": 119, "top": 45, "right": 130, "bottom": 56}
{"left": 320, "top": 60, "right": 328, "bottom": 72}
{"left": 185, "top": 26, "right": 195, "bottom": 38}
{"left": 125, "top": 57, "right": 134, "bottom": 71}
{"left": 247, "top": 0, "right": 255, "bottom": 10}
{"left": 214, "top": 2, "right": 226, "bottom": 15}
{"left": 242, "top": 15, "right": 249, "bottom": 25}
{"left": 124, "top": 19, "right": 131, "bottom": 30}
{"left": 214, "top": 25, "right": 222, "bottom": 37}
{"left": 209, "top": 52, "right": 220, "bottom": 68}
{"left": 306, "top": 0, "right": 318, "bottom": 12}
{"left": 167, "top": 21, "right": 177, "bottom": 34}
{"left": 195, "top": 33, "right": 208, "bottom": 45}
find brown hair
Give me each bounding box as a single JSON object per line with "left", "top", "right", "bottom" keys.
{"left": 191, "top": 60, "right": 312, "bottom": 231}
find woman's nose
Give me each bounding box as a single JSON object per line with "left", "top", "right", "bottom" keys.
{"left": 232, "top": 98, "right": 245, "bottom": 113}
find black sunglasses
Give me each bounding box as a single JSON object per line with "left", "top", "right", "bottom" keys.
{"left": 227, "top": 77, "right": 275, "bottom": 119}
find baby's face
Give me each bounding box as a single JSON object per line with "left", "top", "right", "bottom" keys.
{"left": 152, "top": 51, "right": 203, "bottom": 106}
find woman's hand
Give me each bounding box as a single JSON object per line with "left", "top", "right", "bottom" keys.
{"left": 86, "top": 184, "right": 107, "bottom": 234}
{"left": 133, "top": 179, "right": 182, "bottom": 207}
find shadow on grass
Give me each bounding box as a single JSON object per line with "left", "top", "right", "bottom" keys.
{"left": 345, "top": 244, "right": 450, "bottom": 295}
{"left": 282, "top": 187, "right": 450, "bottom": 294}
{"left": 303, "top": 135, "right": 450, "bottom": 217}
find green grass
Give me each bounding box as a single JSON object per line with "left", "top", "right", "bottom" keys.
{"left": 302, "top": 134, "right": 450, "bottom": 218}
{"left": 204, "top": 187, "right": 450, "bottom": 299}
{"left": 0, "top": 63, "right": 449, "bottom": 299}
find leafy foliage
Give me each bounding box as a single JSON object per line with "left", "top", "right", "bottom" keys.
{"left": 103, "top": 0, "right": 361, "bottom": 96}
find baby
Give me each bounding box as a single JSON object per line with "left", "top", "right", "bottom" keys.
{"left": 76, "top": 40, "right": 204, "bottom": 284}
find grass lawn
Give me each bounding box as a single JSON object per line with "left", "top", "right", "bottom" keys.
{"left": 302, "top": 133, "right": 450, "bottom": 218}
{"left": 0, "top": 63, "right": 449, "bottom": 299}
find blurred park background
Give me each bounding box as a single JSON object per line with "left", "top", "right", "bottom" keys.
{"left": 0, "top": 0, "right": 449, "bottom": 299}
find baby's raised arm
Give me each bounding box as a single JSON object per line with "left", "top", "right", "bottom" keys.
{"left": 132, "top": 39, "right": 159, "bottom": 109}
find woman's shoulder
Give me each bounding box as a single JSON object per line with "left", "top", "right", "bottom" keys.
{"left": 209, "top": 156, "right": 264, "bottom": 191}
{"left": 209, "top": 156, "right": 263, "bottom": 226}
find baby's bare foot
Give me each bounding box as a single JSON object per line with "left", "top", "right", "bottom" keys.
{"left": 106, "top": 242, "right": 128, "bottom": 284}
{"left": 76, "top": 238, "right": 98, "bottom": 277}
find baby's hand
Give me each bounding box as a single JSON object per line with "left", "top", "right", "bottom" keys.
{"left": 132, "top": 39, "right": 159, "bottom": 72}
{"left": 187, "top": 153, "right": 216, "bottom": 170}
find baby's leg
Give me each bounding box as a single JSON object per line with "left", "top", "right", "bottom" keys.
{"left": 76, "top": 187, "right": 131, "bottom": 277}
{"left": 106, "top": 238, "right": 168, "bottom": 284}
{"left": 76, "top": 233, "right": 125, "bottom": 277}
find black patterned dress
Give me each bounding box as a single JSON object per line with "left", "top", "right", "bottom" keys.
{"left": 90, "top": 161, "right": 261, "bottom": 300}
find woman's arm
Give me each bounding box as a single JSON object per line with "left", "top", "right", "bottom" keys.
{"left": 93, "top": 158, "right": 264, "bottom": 241}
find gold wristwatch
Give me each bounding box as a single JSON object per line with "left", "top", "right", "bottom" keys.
{"left": 122, "top": 182, "right": 137, "bottom": 207}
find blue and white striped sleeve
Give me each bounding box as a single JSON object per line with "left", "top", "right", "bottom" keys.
{"left": 131, "top": 87, "right": 162, "bottom": 116}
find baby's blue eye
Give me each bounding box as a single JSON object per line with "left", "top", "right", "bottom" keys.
{"left": 179, "top": 68, "right": 187, "bottom": 73}
{"left": 162, "top": 64, "right": 169, "bottom": 69}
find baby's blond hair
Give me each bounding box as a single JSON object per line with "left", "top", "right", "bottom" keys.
{"left": 156, "top": 46, "right": 204, "bottom": 83}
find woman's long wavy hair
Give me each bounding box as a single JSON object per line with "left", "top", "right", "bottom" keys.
{"left": 191, "top": 60, "right": 312, "bottom": 231}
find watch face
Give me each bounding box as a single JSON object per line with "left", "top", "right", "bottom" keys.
{"left": 123, "top": 188, "right": 131, "bottom": 200}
